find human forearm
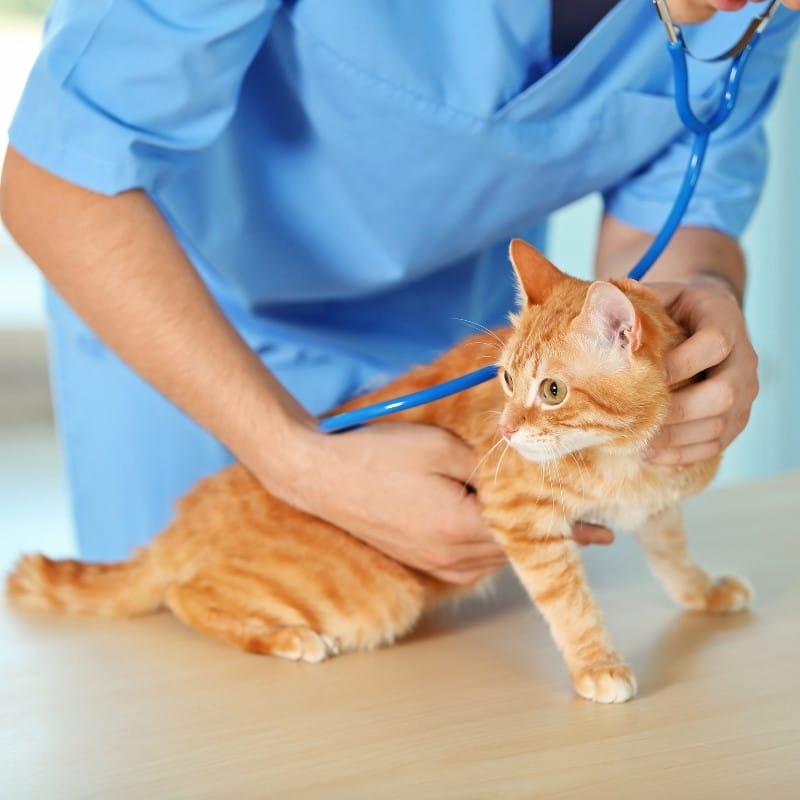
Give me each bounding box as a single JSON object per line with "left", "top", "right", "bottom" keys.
{"left": 595, "top": 213, "right": 744, "bottom": 304}
{"left": 0, "top": 147, "right": 510, "bottom": 581}
{"left": 0, "top": 146, "right": 315, "bottom": 494}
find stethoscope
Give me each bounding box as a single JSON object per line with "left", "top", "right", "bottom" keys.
{"left": 320, "top": 0, "right": 782, "bottom": 434}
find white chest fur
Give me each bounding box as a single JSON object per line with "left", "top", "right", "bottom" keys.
{"left": 568, "top": 451, "right": 688, "bottom": 533}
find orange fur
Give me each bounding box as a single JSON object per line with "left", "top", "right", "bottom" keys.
{"left": 5, "top": 240, "right": 751, "bottom": 702}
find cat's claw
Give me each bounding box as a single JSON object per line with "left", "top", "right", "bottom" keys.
{"left": 572, "top": 663, "right": 638, "bottom": 704}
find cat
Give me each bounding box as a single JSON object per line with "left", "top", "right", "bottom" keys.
{"left": 5, "top": 238, "right": 751, "bottom": 703}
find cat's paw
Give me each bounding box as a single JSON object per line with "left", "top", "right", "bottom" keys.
{"left": 266, "top": 627, "right": 340, "bottom": 663}
{"left": 572, "top": 662, "right": 638, "bottom": 704}
{"left": 702, "top": 575, "right": 752, "bottom": 614}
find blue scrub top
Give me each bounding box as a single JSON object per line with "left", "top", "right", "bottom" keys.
{"left": 9, "top": 0, "right": 800, "bottom": 415}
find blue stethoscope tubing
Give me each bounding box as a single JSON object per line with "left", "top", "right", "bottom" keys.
{"left": 319, "top": 1, "right": 778, "bottom": 434}
{"left": 628, "top": 19, "right": 764, "bottom": 278}
{"left": 317, "top": 364, "right": 500, "bottom": 433}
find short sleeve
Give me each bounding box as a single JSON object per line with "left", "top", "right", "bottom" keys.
{"left": 8, "top": 0, "right": 280, "bottom": 195}
{"left": 604, "top": 7, "right": 800, "bottom": 238}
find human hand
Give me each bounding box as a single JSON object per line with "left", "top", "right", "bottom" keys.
{"left": 280, "top": 423, "right": 505, "bottom": 584}
{"left": 279, "top": 422, "right": 611, "bottom": 585}
{"left": 573, "top": 522, "right": 615, "bottom": 545}
{"left": 645, "top": 281, "right": 758, "bottom": 465}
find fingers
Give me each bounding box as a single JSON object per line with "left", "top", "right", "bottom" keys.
{"left": 663, "top": 379, "right": 734, "bottom": 426}
{"left": 431, "top": 553, "right": 508, "bottom": 585}
{"left": 648, "top": 415, "right": 725, "bottom": 450}
{"left": 424, "top": 537, "right": 508, "bottom": 584}
{"left": 572, "top": 522, "right": 615, "bottom": 546}
{"left": 645, "top": 441, "right": 723, "bottom": 467}
{"left": 663, "top": 325, "right": 733, "bottom": 387}
{"left": 647, "top": 386, "right": 754, "bottom": 465}
{"left": 420, "top": 479, "right": 507, "bottom": 583}
{"left": 646, "top": 282, "right": 759, "bottom": 466}
{"left": 646, "top": 415, "right": 725, "bottom": 464}
{"left": 651, "top": 341, "right": 757, "bottom": 465}
{"left": 646, "top": 382, "right": 740, "bottom": 466}
{"left": 434, "top": 564, "right": 505, "bottom": 585}
{"left": 322, "top": 424, "right": 508, "bottom": 584}
{"left": 432, "top": 429, "right": 490, "bottom": 486}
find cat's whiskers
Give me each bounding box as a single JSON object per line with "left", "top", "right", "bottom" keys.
{"left": 543, "top": 450, "right": 558, "bottom": 524}
{"left": 547, "top": 444, "right": 568, "bottom": 517}
{"left": 465, "top": 436, "right": 506, "bottom": 490}
{"left": 493, "top": 440, "right": 511, "bottom": 486}
{"left": 567, "top": 450, "right": 588, "bottom": 503}
{"left": 461, "top": 341, "right": 503, "bottom": 364}
{"left": 452, "top": 318, "right": 505, "bottom": 348}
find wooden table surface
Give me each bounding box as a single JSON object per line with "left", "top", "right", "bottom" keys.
{"left": 2, "top": 472, "right": 799, "bottom": 799}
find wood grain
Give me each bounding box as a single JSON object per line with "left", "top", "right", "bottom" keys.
{"left": 2, "top": 472, "right": 798, "bottom": 799}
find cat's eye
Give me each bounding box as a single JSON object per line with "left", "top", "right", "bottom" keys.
{"left": 502, "top": 369, "right": 514, "bottom": 392}
{"left": 539, "top": 378, "right": 567, "bottom": 405}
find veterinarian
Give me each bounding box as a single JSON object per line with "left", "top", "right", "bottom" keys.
{"left": 2, "top": 1, "right": 798, "bottom": 579}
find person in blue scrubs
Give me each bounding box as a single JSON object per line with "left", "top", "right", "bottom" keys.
{"left": 2, "top": 0, "right": 798, "bottom": 579}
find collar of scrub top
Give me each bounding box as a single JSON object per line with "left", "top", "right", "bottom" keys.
{"left": 318, "top": 0, "right": 783, "bottom": 434}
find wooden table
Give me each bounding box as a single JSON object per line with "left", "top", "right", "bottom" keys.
{"left": 2, "top": 473, "right": 799, "bottom": 799}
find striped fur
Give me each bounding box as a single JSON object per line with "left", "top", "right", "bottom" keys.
{"left": 5, "top": 240, "right": 750, "bottom": 702}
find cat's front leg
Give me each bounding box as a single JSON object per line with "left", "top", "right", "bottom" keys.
{"left": 490, "top": 504, "right": 636, "bottom": 703}
{"left": 634, "top": 504, "right": 751, "bottom": 613}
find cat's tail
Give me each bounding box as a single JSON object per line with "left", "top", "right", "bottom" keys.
{"left": 5, "top": 550, "right": 163, "bottom": 618}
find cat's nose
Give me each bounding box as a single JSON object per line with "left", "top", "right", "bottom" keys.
{"left": 499, "top": 423, "right": 518, "bottom": 440}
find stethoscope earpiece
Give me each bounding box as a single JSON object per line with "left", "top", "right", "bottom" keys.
{"left": 652, "top": 0, "right": 781, "bottom": 62}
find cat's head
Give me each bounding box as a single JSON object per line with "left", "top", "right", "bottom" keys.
{"left": 497, "top": 239, "right": 681, "bottom": 463}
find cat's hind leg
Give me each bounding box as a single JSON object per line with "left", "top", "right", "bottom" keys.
{"left": 163, "top": 579, "right": 339, "bottom": 662}
{"left": 163, "top": 556, "right": 428, "bottom": 661}
{"left": 635, "top": 504, "right": 751, "bottom": 613}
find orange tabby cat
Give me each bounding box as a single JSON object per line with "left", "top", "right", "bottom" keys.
{"left": 6, "top": 239, "right": 751, "bottom": 703}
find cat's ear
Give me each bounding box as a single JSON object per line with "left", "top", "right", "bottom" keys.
{"left": 508, "top": 238, "right": 565, "bottom": 306}
{"left": 574, "top": 281, "right": 642, "bottom": 354}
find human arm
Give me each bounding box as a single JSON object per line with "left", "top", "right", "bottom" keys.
{"left": 0, "top": 0, "right": 515, "bottom": 583}
{"left": 595, "top": 214, "right": 757, "bottom": 465}
{"left": 0, "top": 147, "right": 513, "bottom": 583}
